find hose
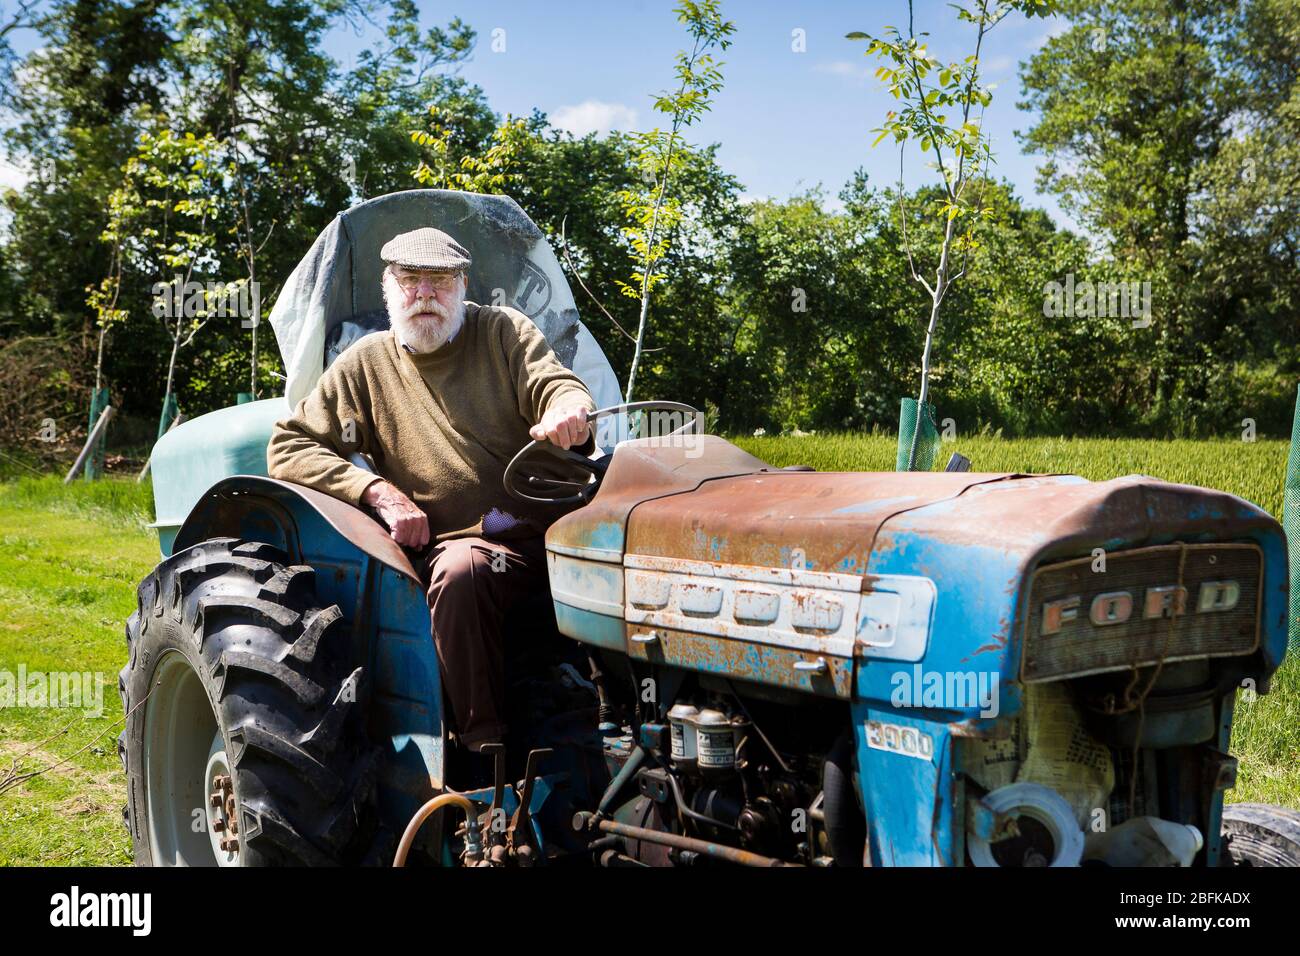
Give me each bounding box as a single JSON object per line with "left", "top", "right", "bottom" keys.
{"left": 823, "top": 730, "right": 867, "bottom": 866}
{"left": 596, "top": 744, "right": 646, "bottom": 818}
{"left": 393, "top": 792, "right": 481, "bottom": 867}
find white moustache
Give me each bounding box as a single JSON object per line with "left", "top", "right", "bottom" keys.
{"left": 400, "top": 298, "right": 450, "bottom": 323}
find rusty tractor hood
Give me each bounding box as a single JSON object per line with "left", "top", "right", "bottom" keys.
{"left": 622, "top": 468, "right": 1283, "bottom": 573}
{"left": 546, "top": 438, "right": 1290, "bottom": 722}
{"left": 623, "top": 469, "right": 1023, "bottom": 574}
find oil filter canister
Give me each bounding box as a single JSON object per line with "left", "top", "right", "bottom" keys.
{"left": 693, "top": 707, "right": 736, "bottom": 777}
{"left": 668, "top": 702, "right": 700, "bottom": 771}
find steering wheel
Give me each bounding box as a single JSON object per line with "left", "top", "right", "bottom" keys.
{"left": 503, "top": 401, "right": 703, "bottom": 506}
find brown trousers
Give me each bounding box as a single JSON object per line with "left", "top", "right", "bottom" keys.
{"left": 421, "top": 533, "right": 550, "bottom": 751}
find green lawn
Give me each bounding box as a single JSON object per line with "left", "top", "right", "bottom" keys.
{"left": 0, "top": 434, "right": 1296, "bottom": 865}
{"left": 0, "top": 477, "right": 154, "bottom": 866}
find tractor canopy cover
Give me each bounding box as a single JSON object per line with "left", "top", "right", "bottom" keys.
{"left": 150, "top": 190, "right": 623, "bottom": 551}
{"left": 268, "top": 189, "right": 623, "bottom": 412}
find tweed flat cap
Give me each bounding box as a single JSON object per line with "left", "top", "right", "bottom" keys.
{"left": 380, "top": 227, "right": 472, "bottom": 272}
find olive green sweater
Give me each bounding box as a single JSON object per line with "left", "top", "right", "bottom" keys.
{"left": 267, "top": 303, "right": 597, "bottom": 541}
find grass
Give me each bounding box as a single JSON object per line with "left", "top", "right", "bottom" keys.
{"left": 0, "top": 437, "right": 1296, "bottom": 865}
{"left": 1231, "top": 661, "right": 1300, "bottom": 808}
{"left": 0, "top": 474, "right": 155, "bottom": 527}
{"left": 0, "top": 477, "right": 156, "bottom": 866}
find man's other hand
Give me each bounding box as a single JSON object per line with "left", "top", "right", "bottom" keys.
{"left": 362, "top": 480, "right": 430, "bottom": 548}
{"left": 530, "top": 406, "right": 591, "bottom": 450}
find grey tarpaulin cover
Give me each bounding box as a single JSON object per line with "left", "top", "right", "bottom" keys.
{"left": 268, "top": 189, "right": 623, "bottom": 430}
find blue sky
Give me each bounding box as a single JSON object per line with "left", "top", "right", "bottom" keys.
{"left": 323, "top": 0, "right": 1074, "bottom": 229}
{"left": 2, "top": 1, "right": 1074, "bottom": 230}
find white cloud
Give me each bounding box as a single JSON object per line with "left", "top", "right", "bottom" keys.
{"left": 815, "top": 60, "right": 871, "bottom": 80}
{"left": 551, "top": 100, "right": 638, "bottom": 138}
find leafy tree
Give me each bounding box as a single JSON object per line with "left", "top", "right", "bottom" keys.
{"left": 411, "top": 109, "right": 536, "bottom": 193}
{"left": 4, "top": 0, "right": 480, "bottom": 420}
{"left": 619, "top": 0, "right": 735, "bottom": 403}
{"left": 1017, "top": 0, "right": 1264, "bottom": 431}
{"left": 0, "top": 0, "right": 53, "bottom": 102}
{"left": 852, "top": 0, "right": 1056, "bottom": 465}
{"left": 1195, "top": 0, "right": 1300, "bottom": 413}
{"left": 3, "top": 0, "right": 171, "bottom": 351}
{"left": 90, "top": 128, "right": 229, "bottom": 431}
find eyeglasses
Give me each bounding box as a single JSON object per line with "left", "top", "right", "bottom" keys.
{"left": 391, "top": 269, "right": 463, "bottom": 292}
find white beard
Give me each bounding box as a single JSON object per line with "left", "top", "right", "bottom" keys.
{"left": 382, "top": 272, "right": 466, "bottom": 354}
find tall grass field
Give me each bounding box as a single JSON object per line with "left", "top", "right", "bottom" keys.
{"left": 0, "top": 433, "right": 1295, "bottom": 865}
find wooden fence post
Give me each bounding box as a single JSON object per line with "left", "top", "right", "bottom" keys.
{"left": 64, "top": 405, "right": 116, "bottom": 484}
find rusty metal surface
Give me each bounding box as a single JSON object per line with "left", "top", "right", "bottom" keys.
{"left": 174, "top": 475, "right": 421, "bottom": 583}
{"left": 624, "top": 623, "right": 853, "bottom": 698}
{"left": 546, "top": 435, "right": 772, "bottom": 563}
{"left": 877, "top": 473, "right": 1289, "bottom": 663}
{"left": 876, "top": 473, "right": 1279, "bottom": 563}
{"left": 851, "top": 472, "right": 1289, "bottom": 723}
{"left": 625, "top": 470, "right": 1020, "bottom": 574}
{"left": 576, "top": 812, "right": 802, "bottom": 866}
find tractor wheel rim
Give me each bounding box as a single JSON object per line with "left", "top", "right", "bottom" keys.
{"left": 143, "top": 651, "right": 226, "bottom": 866}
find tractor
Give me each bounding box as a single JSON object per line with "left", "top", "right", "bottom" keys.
{"left": 120, "top": 189, "right": 1300, "bottom": 867}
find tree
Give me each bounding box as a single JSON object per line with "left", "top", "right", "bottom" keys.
{"left": 0, "top": 0, "right": 53, "bottom": 102}
{"left": 411, "top": 109, "right": 537, "bottom": 194}
{"left": 4, "top": 0, "right": 480, "bottom": 420}
{"left": 619, "top": 0, "right": 735, "bottom": 403}
{"left": 90, "top": 128, "right": 229, "bottom": 434}
{"left": 1018, "top": 0, "right": 1247, "bottom": 431}
{"left": 3, "top": 0, "right": 171, "bottom": 350}
{"left": 1195, "top": 0, "right": 1300, "bottom": 404}
{"left": 853, "top": 0, "right": 1056, "bottom": 466}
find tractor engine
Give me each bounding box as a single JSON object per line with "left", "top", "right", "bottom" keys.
{"left": 576, "top": 666, "right": 857, "bottom": 867}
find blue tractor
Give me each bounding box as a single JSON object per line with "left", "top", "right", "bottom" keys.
{"left": 121, "top": 190, "right": 1299, "bottom": 867}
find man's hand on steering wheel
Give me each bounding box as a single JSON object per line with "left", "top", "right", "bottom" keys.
{"left": 506, "top": 400, "right": 701, "bottom": 507}
{"left": 529, "top": 405, "right": 591, "bottom": 450}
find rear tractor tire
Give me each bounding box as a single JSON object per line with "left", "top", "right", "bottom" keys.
{"left": 119, "top": 538, "right": 377, "bottom": 866}
{"left": 1221, "top": 803, "right": 1300, "bottom": 866}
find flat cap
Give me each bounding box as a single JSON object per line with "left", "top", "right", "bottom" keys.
{"left": 380, "top": 227, "right": 472, "bottom": 272}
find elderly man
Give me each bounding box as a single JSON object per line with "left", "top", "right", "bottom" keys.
{"left": 268, "top": 226, "right": 596, "bottom": 758}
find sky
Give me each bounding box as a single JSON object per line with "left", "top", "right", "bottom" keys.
{"left": 3, "top": 0, "right": 1076, "bottom": 230}
{"left": 322, "top": 0, "right": 1075, "bottom": 228}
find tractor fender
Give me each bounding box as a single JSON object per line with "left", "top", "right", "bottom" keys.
{"left": 174, "top": 474, "right": 420, "bottom": 583}
{"left": 174, "top": 475, "right": 446, "bottom": 827}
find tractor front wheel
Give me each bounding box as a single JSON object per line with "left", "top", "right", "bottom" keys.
{"left": 119, "top": 538, "right": 377, "bottom": 866}
{"left": 1221, "top": 803, "right": 1300, "bottom": 866}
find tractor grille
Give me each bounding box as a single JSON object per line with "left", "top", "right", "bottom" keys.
{"left": 1021, "top": 543, "right": 1262, "bottom": 683}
